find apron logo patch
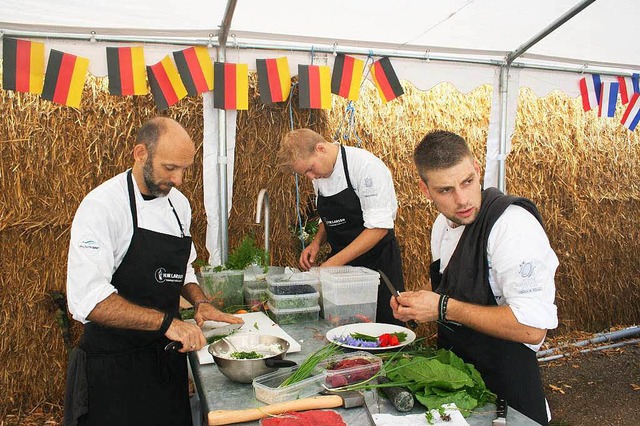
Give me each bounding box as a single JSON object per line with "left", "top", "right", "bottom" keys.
{"left": 323, "top": 217, "right": 346, "bottom": 227}
{"left": 365, "top": 177, "right": 373, "bottom": 187}
{"left": 78, "top": 235, "right": 100, "bottom": 255}
{"left": 155, "top": 268, "right": 184, "bottom": 284}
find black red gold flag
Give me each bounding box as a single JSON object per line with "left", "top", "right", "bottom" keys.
{"left": 106, "top": 46, "right": 148, "bottom": 96}
{"left": 173, "top": 46, "right": 214, "bottom": 97}
{"left": 298, "top": 64, "right": 331, "bottom": 109}
{"left": 2, "top": 37, "right": 45, "bottom": 94}
{"left": 147, "top": 56, "right": 188, "bottom": 111}
{"left": 213, "top": 62, "right": 248, "bottom": 110}
{"left": 41, "top": 49, "right": 89, "bottom": 108}
{"left": 256, "top": 57, "right": 291, "bottom": 103}
{"left": 370, "top": 57, "right": 404, "bottom": 103}
{"left": 331, "top": 54, "right": 364, "bottom": 101}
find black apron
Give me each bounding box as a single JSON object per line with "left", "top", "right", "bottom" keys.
{"left": 317, "top": 145, "right": 404, "bottom": 325}
{"left": 430, "top": 188, "right": 548, "bottom": 425}
{"left": 77, "top": 170, "right": 192, "bottom": 426}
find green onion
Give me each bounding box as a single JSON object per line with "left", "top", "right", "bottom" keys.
{"left": 230, "top": 351, "right": 263, "bottom": 359}
{"left": 279, "top": 343, "right": 342, "bottom": 387}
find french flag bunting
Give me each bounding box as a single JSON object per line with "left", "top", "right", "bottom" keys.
{"left": 621, "top": 93, "right": 640, "bottom": 131}
{"left": 579, "top": 74, "right": 601, "bottom": 112}
{"left": 598, "top": 81, "right": 619, "bottom": 118}
{"left": 617, "top": 74, "right": 640, "bottom": 104}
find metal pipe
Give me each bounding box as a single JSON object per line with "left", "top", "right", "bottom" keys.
{"left": 255, "top": 189, "right": 270, "bottom": 257}
{"left": 506, "top": 0, "right": 597, "bottom": 65}
{"left": 538, "top": 338, "right": 640, "bottom": 363}
{"left": 537, "top": 326, "right": 640, "bottom": 357}
{"left": 497, "top": 0, "right": 597, "bottom": 192}
{"left": 215, "top": 0, "right": 237, "bottom": 264}
{"left": 497, "top": 65, "right": 509, "bottom": 193}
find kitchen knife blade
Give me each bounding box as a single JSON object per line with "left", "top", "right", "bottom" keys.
{"left": 164, "top": 322, "right": 243, "bottom": 351}
{"left": 378, "top": 269, "right": 418, "bottom": 329}
{"left": 492, "top": 398, "right": 508, "bottom": 425}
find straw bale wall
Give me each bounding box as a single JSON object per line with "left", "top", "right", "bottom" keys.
{"left": 1, "top": 73, "right": 638, "bottom": 415}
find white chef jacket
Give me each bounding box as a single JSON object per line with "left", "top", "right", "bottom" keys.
{"left": 431, "top": 204, "right": 559, "bottom": 351}
{"left": 66, "top": 170, "right": 198, "bottom": 324}
{"left": 313, "top": 144, "right": 397, "bottom": 229}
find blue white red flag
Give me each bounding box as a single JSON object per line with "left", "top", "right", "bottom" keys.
{"left": 621, "top": 93, "right": 640, "bottom": 131}
{"left": 617, "top": 76, "right": 634, "bottom": 104}
{"left": 633, "top": 73, "right": 640, "bottom": 94}
{"left": 579, "top": 74, "right": 601, "bottom": 111}
{"left": 598, "top": 81, "right": 619, "bottom": 117}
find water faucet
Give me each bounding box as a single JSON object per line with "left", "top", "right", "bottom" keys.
{"left": 255, "top": 188, "right": 270, "bottom": 257}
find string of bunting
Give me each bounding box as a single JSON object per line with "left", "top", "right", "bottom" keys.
{"left": 1, "top": 36, "right": 406, "bottom": 112}
{"left": 579, "top": 73, "right": 640, "bottom": 131}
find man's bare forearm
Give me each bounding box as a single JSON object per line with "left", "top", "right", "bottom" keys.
{"left": 181, "top": 282, "right": 208, "bottom": 305}
{"left": 86, "top": 293, "right": 163, "bottom": 331}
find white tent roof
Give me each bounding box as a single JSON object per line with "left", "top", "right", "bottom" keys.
{"left": 2, "top": 0, "right": 638, "bottom": 71}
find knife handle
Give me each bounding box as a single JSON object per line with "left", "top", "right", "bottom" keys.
{"left": 406, "top": 319, "right": 418, "bottom": 329}
{"left": 164, "top": 341, "right": 183, "bottom": 351}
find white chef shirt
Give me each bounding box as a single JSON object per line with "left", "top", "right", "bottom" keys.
{"left": 313, "top": 144, "right": 398, "bottom": 229}
{"left": 66, "top": 170, "right": 198, "bottom": 324}
{"left": 431, "top": 204, "right": 559, "bottom": 351}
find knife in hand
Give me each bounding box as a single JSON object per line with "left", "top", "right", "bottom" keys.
{"left": 164, "top": 322, "right": 243, "bottom": 351}
{"left": 378, "top": 270, "right": 418, "bottom": 329}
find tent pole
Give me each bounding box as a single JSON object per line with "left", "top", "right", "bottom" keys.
{"left": 497, "top": 0, "right": 597, "bottom": 192}
{"left": 216, "top": 0, "right": 238, "bottom": 265}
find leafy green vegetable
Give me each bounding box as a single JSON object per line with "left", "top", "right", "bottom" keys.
{"left": 180, "top": 308, "right": 195, "bottom": 320}
{"left": 386, "top": 349, "right": 495, "bottom": 416}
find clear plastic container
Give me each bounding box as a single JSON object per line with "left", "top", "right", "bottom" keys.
{"left": 196, "top": 270, "right": 244, "bottom": 310}
{"left": 321, "top": 279, "right": 379, "bottom": 306}
{"left": 323, "top": 300, "right": 377, "bottom": 326}
{"left": 252, "top": 367, "right": 325, "bottom": 404}
{"left": 244, "top": 286, "right": 268, "bottom": 307}
{"left": 266, "top": 302, "right": 320, "bottom": 325}
{"left": 267, "top": 290, "right": 320, "bottom": 310}
{"left": 267, "top": 272, "right": 319, "bottom": 295}
{"left": 316, "top": 351, "right": 383, "bottom": 388}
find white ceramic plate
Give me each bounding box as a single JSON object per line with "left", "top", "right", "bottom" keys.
{"left": 326, "top": 323, "right": 416, "bottom": 351}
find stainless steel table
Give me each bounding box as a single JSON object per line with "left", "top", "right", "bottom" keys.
{"left": 189, "top": 319, "right": 541, "bottom": 425}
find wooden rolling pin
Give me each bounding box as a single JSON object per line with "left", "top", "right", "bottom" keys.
{"left": 208, "top": 392, "right": 364, "bottom": 425}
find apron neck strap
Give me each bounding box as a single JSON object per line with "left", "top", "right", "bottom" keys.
{"left": 126, "top": 170, "right": 138, "bottom": 229}
{"left": 339, "top": 145, "right": 354, "bottom": 189}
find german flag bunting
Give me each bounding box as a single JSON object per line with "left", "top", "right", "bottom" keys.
{"left": 370, "top": 57, "right": 404, "bottom": 103}
{"left": 213, "top": 62, "right": 248, "bottom": 110}
{"left": 106, "top": 46, "right": 148, "bottom": 96}
{"left": 147, "top": 56, "right": 188, "bottom": 111}
{"left": 41, "top": 50, "right": 89, "bottom": 108}
{"left": 2, "top": 37, "right": 45, "bottom": 94}
{"left": 256, "top": 57, "right": 291, "bottom": 104}
{"left": 298, "top": 64, "right": 331, "bottom": 109}
{"left": 173, "top": 46, "right": 214, "bottom": 97}
{"left": 331, "top": 54, "right": 364, "bottom": 101}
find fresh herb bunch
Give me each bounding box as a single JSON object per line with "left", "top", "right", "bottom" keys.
{"left": 279, "top": 343, "right": 342, "bottom": 387}
{"left": 225, "top": 236, "right": 268, "bottom": 271}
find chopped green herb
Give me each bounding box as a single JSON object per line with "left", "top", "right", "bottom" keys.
{"left": 230, "top": 351, "right": 263, "bottom": 359}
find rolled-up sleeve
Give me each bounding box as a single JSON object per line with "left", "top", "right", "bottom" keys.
{"left": 488, "top": 206, "right": 559, "bottom": 331}
{"left": 66, "top": 199, "right": 118, "bottom": 324}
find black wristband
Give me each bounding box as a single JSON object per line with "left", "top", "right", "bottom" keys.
{"left": 158, "top": 312, "right": 173, "bottom": 336}
{"left": 438, "top": 293, "right": 447, "bottom": 322}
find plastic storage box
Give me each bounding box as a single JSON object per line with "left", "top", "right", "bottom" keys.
{"left": 243, "top": 286, "right": 268, "bottom": 307}
{"left": 267, "top": 290, "right": 320, "bottom": 309}
{"left": 267, "top": 272, "right": 319, "bottom": 295}
{"left": 316, "top": 351, "right": 383, "bottom": 388}
{"left": 266, "top": 302, "right": 320, "bottom": 325}
{"left": 253, "top": 367, "right": 325, "bottom": 404}
{"left": 319, "top": 267, "right": 380, "bottom": 325}
{"left": 323, "top": 300, "right": 377, "bottom": 326}
{"left": 196, "top": 269, "right": 244, "bottom": 310}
